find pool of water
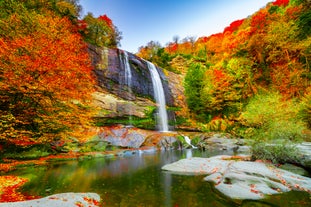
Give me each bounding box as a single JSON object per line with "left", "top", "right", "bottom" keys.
{"left": 8, "top": 149, "right": 311, "bottom": 207}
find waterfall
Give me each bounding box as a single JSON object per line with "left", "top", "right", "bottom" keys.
{"left": 147, "top": 62, "right": 169, "bottom": 132}
{"left": 184, "top": 136, "right": 197, "bottom": 149}
{"left": 120, "top": 51, "right": 133, "bottom": 123}
{"left": 123, "top": 51, "right": 132, "bottom": 91}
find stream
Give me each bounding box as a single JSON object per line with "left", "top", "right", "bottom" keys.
{"left": 8, "top": 149, "right": 311, "bottom": 207}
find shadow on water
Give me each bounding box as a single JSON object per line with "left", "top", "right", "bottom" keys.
{"left": 8, "top": 149, "right": 311, "bottom": 207}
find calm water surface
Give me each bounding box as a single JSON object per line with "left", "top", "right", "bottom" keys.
{"left": 9, "top": 149, "right": 311, "bottom": 207}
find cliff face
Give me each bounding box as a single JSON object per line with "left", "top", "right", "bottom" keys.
{"left": 88, "top": 45, "right": 174, "bottom": 105}
{"left": 87, "top": 45, "right": 176, "bottom": 129}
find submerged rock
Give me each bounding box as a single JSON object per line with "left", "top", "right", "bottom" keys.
{"left": 162, "top": 155, "right": 311, "bottom": 200}
{"left": 0, "top": 193, "right": 101, "bottom": 207}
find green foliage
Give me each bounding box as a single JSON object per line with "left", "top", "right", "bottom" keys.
{"left": 297, "top": 9, "right": 311, "bottom": 39}
{"left": 184, "top": 63, "right": 207, "bottom": 119}
{"left": 94, "top": 106, "right": 157, "bottom": 129}
{"left": 0, "top": 0, "right": 81, "bottom": 22}
{"left": 251, "top": 141, "right": 301, "bottom": 164}
{"left": 239, "top": 91, "right": 307, "bottom": 141}
{"left": 299, "top": 89, "right": 311, "bottom": 128}
{"left": 2, "top": 145, "right": 52, "bottom": 160}
{"left": 289, "top": 0, "right": 305, "bottom": 6}
{"left": 190, "top": 136, "right": 201, "bottom": 146}
{"left": 79, "top": 140, "right": 108, "bottom": 153}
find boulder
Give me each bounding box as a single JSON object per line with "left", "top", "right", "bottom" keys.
{"left": 296, "top": 142, "right": 311, "bottom": 170}
{"left": 98, "top": 125, "right": 148, "bottom": 148}
{"left": 0, "top": 193, "right": 100, "bottom": 207}
{"left": 93, "top": 91, "right": 154, "bottom": 118}
{"left": 162, "top": 155, "right": 311, "bottom": 200}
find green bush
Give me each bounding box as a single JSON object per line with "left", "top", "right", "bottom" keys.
{"left": 251, "top": 141, "right": 301, "bottom": 164}
{"left": 3, "top": 146, "right": 51, "bottom": 160}
{"left": 299, "top": 89, "right": 311, "bottom": 128}
{"left": 239, "top": 91, "right": 307, "bottom": 141}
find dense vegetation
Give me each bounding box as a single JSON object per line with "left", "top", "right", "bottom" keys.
{"left": 0, "top": 0, "right": 121, "bottom": 150}
{"left": 137, "top": 0, "right": 311, "bottom": 142}
{"left": 1, "top": 0, "right": 310, "bottom": 157}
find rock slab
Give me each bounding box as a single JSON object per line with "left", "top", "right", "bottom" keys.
{"left": 0, "top": 193, "right": 100, "bottom": 207}
{"left": 162, "top": 155, "right": 311, "bottom": 200}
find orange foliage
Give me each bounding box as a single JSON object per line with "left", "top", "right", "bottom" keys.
{"left": 213, "top": 69, "right": 226, "bottom": 82}
{"left": 250, "top": 9, "right": 268, "bottom": 33}
{"left": 0, "top": 176, "right": 39, "bottom": 202}
{"left": 166, "top": 42, "right": 178, "bottom": 54}
{"left": 286, "top": 6, "right": 303, "bottom": 19}
{"left": 0, "top": 14, "right": 95, "bottom": 143}
{"left": 223, "top": 19, "right": 245, "bottom": 34}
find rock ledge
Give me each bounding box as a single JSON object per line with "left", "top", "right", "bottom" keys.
{"left": 162, "top": 155, "right": 311, "bottom": 200}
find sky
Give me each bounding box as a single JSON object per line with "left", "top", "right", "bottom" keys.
{"left": 79, "top": 0, "right": 273, "bottom": 53}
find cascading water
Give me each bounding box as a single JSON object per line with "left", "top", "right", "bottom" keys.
{"left": 147, "top": 62, "right": 169, "bottom": 132}
{"left": 120, "top": 51, "right": 133, "bottom": 123}
{"left": 123, "top": 51, "right": 132, "bottom": 91}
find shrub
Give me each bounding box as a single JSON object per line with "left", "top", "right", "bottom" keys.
{"left": 251, "top": 141, "right": 301, "bottom": 164}
{"left": 239, "top": 91, "right": 307, "bottom": 141}
{"left": 299, "top": 88, "right": 311, "bottom": 128}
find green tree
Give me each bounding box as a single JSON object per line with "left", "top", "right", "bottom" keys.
{"left": 184, "top": 63, "right": 207, "bottom": 119}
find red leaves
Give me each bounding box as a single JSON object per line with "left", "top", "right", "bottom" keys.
{"left": 9, "top": 136, "right": 38, "bottom": 147}
{"left": 272, "top": 0, "right": 289, "bottom": 7}
{"left": 250, "top": 10, "right": 268, "bottom": 32}
{"left": 223, "top": 19, "right": 245, "bottom": 34}
{"left": 77, "top": 20, "right": 88, "bottom": 31}
{"left": 83, "top": 196, "right": 100, "bottom": 206}
{"left": 213, "top": 69, "right": 226, "bottom": 82}
{"left": 98, "top": 14, "right": 113, "bottom": 28}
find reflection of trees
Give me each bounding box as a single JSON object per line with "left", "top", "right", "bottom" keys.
{"left": 14, "top": 150, "right": 236, "bottom": 206}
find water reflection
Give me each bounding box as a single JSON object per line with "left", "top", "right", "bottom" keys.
{"left": 10, "top": 149, "right": 311, "bottom": 207}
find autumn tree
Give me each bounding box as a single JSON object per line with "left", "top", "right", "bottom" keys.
{"left": 80, "top": 12, "right": 122, "bottom": 47}
{"left": 0, "top": 1, "right": 95, "bottom": 145}
{"left": 0, "top": 0, "right": 82, "bottom": 22}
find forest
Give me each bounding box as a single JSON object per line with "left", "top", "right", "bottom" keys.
{"left": 0, "top": 0, "right": 311, "bottom": 155}
{"left": 137, "top": 0, "right": 311, "bottom": 143}
{"left": 0, "top": 0, "right": 121, "bottom": 150}
{"left": 1, "top": 0, "right": 311, "bottom": 205}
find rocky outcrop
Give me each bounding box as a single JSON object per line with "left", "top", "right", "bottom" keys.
{"left": 92, "top": 91, "right": 154, "bottom": 118}
{"left": 96, "top": 125, "right": 182, "bottom": 149}
{"left": 162, "top": 155, "right": 311, "bottom": 200}
{"left": 296, "top": 142, "right": 311, "bottom": 170}
{"left": 87, "top": 45, "right": 177, "bottom": 129}
{"left": 88, "top": 45, "right": 174, "bottom": 106}
{"left": 98, "top": 125, "right": 150, "bottom": 148}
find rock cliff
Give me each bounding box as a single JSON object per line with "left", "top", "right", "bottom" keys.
{"left": 87, "top": 45, "right": 176, "bottom": 129}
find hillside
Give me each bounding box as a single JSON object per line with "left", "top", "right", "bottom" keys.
{"left": 0, "top": 0, "right": 121, "bottom": 147}
{"left": 1, "top": 0, "right": 311, "bottom": 153}
{"left": 137, "top": 0, "right": 311, "bottom": 141}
